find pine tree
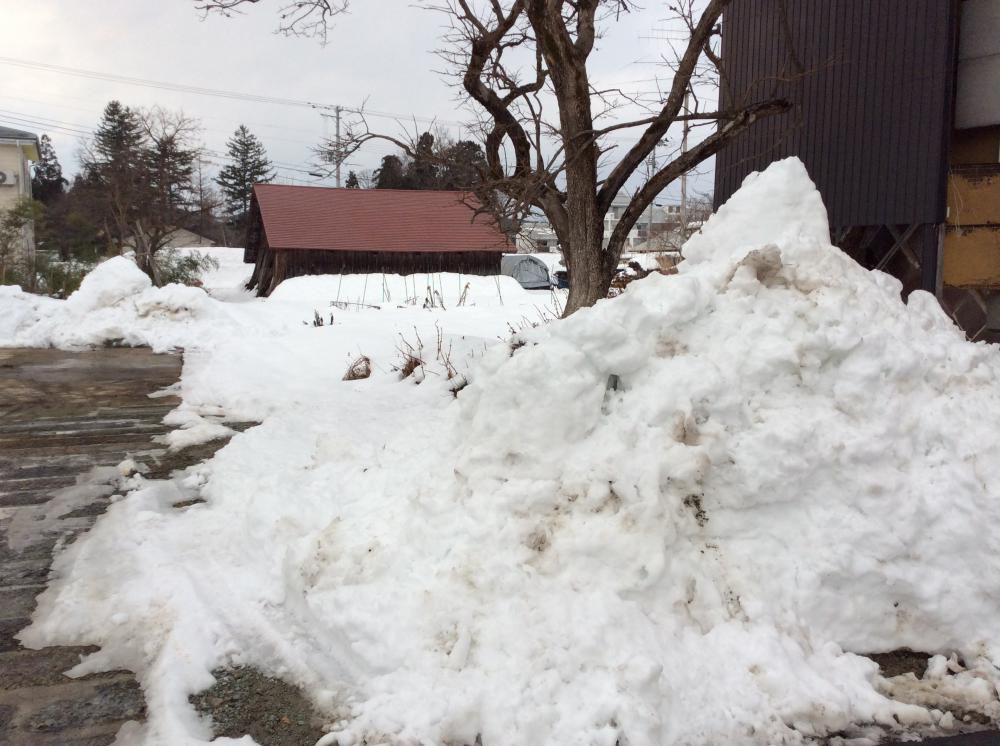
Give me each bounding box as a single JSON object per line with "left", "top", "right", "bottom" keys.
{"left": 373, "top": 155, "right": 406, "bottom": 189}
{"left": 406, "top": 132, "right": 438, "bottom": 189}
{"left": 345, "top": 171, "right": 360, "bottom": 189}
{"left": 438, "top": 140, "right": 486, "bottom": 190}
{"left": 215, "top": 125, "right": 274, "bottom": 221}
{"left": 81, "top": 101, "right": 148, "bottom": 251}
{"left": 31, "top": 135, "right": 67, "bottom": 205}
{"left": 80, "top": 102, "right": 202, "bottom": 282}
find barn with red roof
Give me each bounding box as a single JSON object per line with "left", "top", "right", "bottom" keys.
{"left": 243, "top": 184, "right": 511, "bottom": 296}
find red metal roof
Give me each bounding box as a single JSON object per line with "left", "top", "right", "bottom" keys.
{"left": 253, "top": 184, "right": 510, "bottom": 253}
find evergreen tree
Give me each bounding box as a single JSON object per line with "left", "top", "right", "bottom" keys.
{"left": 215, "top": 125, "right": 274, "bottom": 220}
{"left": 81, "top": 100, "right": 148, "bottom": 250}
{"left": 373, "top": 155, "right": 406, "bottom": 189}
{"left": 80, "top": 101, "right": 202, "bottom": 282}
{"left": 31, "top": 135, "right": 67, "bottom": 205}
{"left": 35, "top": 174, "right": 104, "bottom": 262}
{"left": 438, "top": 140, "right": 486, "bottom": 190}
{"left": 345, "top": 170, "right": 360, "bottom": 189}
{"left": 406, "top": 132, "right": 438, "bottom": 189}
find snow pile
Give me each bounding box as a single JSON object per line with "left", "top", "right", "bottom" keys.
{"left": 64, "top": 255, "right": 153, "bottom": 312}
{"left": 269, "top": 271, "right": 529, "bottom": 308}
{"left": 17, "top": 158, "right": 1000, "bottom": 746}
{"left": 0, "top": 257, "right": 235, "bottom": 352}
{"left": 175, "top": 246, "right": 253, "bottom": 300}
{"left": 0, "top": 285, "right": 60, "bottom": 342}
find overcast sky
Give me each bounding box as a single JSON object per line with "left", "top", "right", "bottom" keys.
{"left": 0, "top": 0, "right": 714, "bottom": 200}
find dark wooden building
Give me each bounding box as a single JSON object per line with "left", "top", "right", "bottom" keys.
{"left": 715, "top": 0, "right": 1000, "bottom": 343}
{"left": 243, "top": 185, "right": 510, "bottom": 296}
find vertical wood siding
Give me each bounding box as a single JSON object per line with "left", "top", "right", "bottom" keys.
{"left": 714, "top": 0, "right": 960, "bottom": 229}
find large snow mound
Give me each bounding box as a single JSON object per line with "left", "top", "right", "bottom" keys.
{"left": 17, "top": 158, "right": 1000, "bottom": 746}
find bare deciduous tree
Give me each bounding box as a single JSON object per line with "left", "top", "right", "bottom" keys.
{"left": 197, "top": 0, "right": 790, "bottom": 314}
{"left": 130, "top": 109, "right": 201, "bottom": 284}
{"left": 194, "top": 0, "right": 349, "bottom": 40}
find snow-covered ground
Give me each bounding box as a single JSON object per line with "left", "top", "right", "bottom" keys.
{"left": 180, "top": 246, "right": 254, "bottom": 302}
{"left": 4, "top": 158, "right": 1000, "bottom": 746}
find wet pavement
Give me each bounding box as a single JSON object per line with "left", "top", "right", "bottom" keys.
{"left": 0, "top": 348, "right": 179, "bottom": 745}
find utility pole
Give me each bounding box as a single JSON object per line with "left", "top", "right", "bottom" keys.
{"left": 645, "top": 148, "right": 656, "bottom": 251}
{"left": 315, "top": 104, "right": 345, "bottom": 187}
{"left": 334, "top": 105, "right": 342, "bottom": 188}
{"left": 680, "top": 90, "right": 690, "bottom": 240}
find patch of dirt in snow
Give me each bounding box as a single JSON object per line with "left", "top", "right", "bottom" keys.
{"left": 189, "top": 666, "right": 327, "bottom": 746}
{"left": 868, "top": 649, "right": 933, "bottom": 679}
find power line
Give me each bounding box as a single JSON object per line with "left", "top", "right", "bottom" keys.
{"left": 0, "top": 108, "right": 325, "bottom": 176}
{"left": 0, "top": 55, "right": 466, "bottom": 128}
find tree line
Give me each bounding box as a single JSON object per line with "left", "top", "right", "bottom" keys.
{"left": 347, "top": 132, "right": 487, "bottom": 192}
{"left": 13, "top": 101, "right": 490, "bottom": 292}
{"left": 16, "top": 102, "right": 276, "bottom": 288}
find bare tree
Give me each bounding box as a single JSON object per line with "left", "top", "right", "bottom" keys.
{"left": 197, "top": 0, "right": 790, "bottom": 314}
{"left": 130, "top": 109, "right": 201, "bottom": 284}
{"left": 194, "top": 0, "right": 349, "bottom": 40}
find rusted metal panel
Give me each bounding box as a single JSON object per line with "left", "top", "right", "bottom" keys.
{"left": 948, "top": 165, "right": 1000, "bottom": 226}
{"left": 943, "top": 225, "right": 1000, "bottom": 285}
{"left": 715, "top": 0, "right": 960, "bottom": 230}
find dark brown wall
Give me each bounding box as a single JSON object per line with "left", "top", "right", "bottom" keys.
{"left": 275, "top": 249, "right": 501, "bottom": 277}
{"left": 247, "top": 248, "right": 502, "bottom": 296}
{"left": 714, "top": 0, "right": 960, "bottom": 230}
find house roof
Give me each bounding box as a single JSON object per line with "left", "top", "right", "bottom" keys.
{"left": 0, "top": 126, "right": 38, "bottom": 141}
{"left": 253, "top": 184, "right": 510, "bottom": 253}
{"left": 0, "top": 126, "right": 40, "bottom": 160}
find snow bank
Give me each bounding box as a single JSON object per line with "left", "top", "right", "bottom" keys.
{"left": 16, "top": 158, "right": 1000, "bottom": 746}
{"left": 175, "top": 246, "right": 252, "bottom": 298}
{"left": 269, "top": 272, "right": 528, "bottom": 308}
{"left": 64, "top": 256, "right": 152, "bottom": 312}
{"left": 2, "top": 261, "right": 242, "bottom": 352}
{"left": 0, "top": 285, "right": 60, "bottom": 343}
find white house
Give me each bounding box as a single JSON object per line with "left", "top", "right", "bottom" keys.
{"left": 122, "top": 227, "right": 217, "bottom": 251}
{"left": 0, "top": 125, "right": 38, "bottom": 211}
{"left": 603, "top": 193, "right": 682, "bottom": 251}
{"left": 515, "top": 220, "right": 560, "bottom": 253}
{"left": 0, "top": 125, "right": 40, "bottom": 274}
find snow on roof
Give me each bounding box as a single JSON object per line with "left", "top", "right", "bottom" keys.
{"left": 253, "top": 184, "right": 511, "bottom": 254}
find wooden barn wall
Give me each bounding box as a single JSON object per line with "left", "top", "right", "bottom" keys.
{"left": 243, "top": 197, "right": 265, "bottom": 264}
{"left": 249, "top": 249, "right": 502, "bottom": 296}
{"left": 714, "top": 0, "right": 959, "bottom": 230}
{"left": 279, "top": 249, "right": 501, "bottom": 277}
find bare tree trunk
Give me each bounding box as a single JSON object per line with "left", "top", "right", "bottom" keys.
{"left": 561, "top": 197, "right": 615, "bottom": 315}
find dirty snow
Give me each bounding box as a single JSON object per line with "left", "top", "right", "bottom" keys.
{"left": 6, "top": 158, "right": 1000, "bottom": 746}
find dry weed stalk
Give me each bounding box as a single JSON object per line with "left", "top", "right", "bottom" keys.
{"left": 395, "top": 327, "right": 426, "bottom": 380}
{"left": 343, "top": 355, "right": 372, "bottom": 381}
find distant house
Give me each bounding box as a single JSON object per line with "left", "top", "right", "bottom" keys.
{"left": 243, "top": 185, "right": 510, "bottom": 296}
{"left": 0, "top": 125, "right": 40, "bottom": 269}
{"left": 122, "top": 227, "right": 216, "bottom": 251}
{"left": 0, "top": 126, "right": 38, "bottom": 212}
{"left": 603, "top": 193, "right": 682, "bottom": 252}
{"left": 515, "top": 221, "right": 560, "bottom": 253}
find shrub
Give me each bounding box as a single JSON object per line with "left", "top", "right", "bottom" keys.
{"left": 155, "top": 249, "right": 220, "bottom": 286}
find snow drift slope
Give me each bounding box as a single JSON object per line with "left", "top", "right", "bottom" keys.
{"left": 19, "top": 158, "right": 1000, "bottom": 746}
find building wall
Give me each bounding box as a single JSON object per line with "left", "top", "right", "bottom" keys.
{"left": 248, "top": 249, "right": 503, "bottom": 296}
{"left": 0, "top": 142, "right": 32, "bottom": 213}
{"left": 714, "top": 0, "right": 959, "bottom": 230}
{"left": 955, "top": 0, "right": 1000, "bottom": 129}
